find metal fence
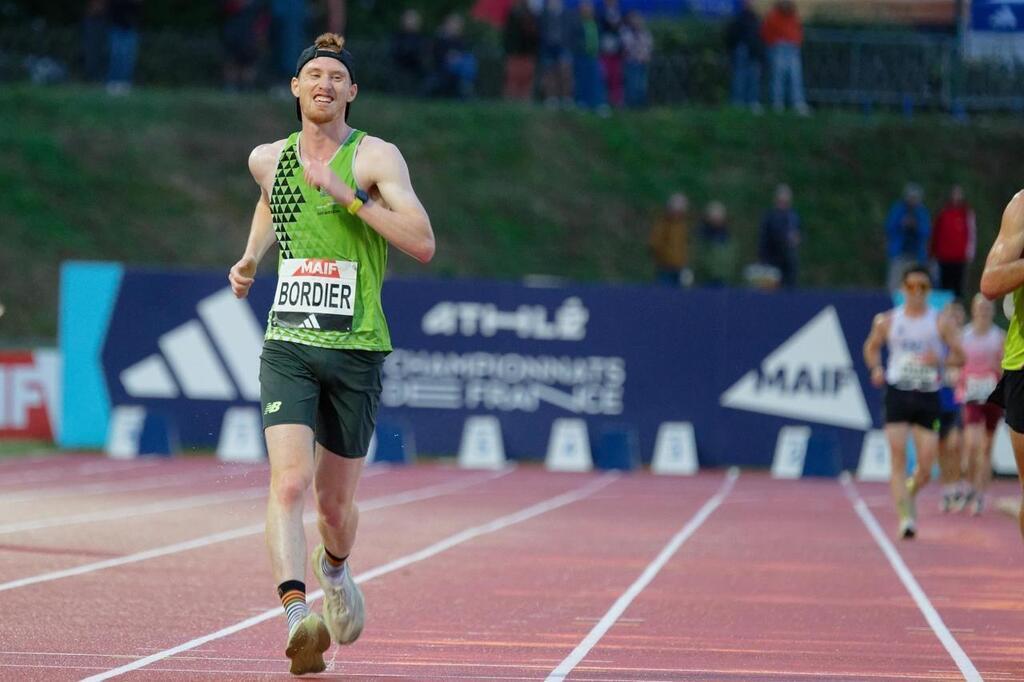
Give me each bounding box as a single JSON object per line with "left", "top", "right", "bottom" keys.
{"left": 2, "top": 22, "right": 1023, "bottom": 113}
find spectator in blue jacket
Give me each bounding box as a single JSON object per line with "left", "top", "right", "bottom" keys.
{"left": 885, "top": 183, "right": 931, "bottom": 292}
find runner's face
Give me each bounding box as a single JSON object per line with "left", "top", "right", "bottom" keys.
{"left": 902, "top": 275, "right": 930, "bottom": 304}
{"left": 293, "top": 57, "right": 355, "bottom": 124}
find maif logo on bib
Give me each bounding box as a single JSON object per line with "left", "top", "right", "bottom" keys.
{"left": 720, "top": 306, "right": 872, "bottom": 429}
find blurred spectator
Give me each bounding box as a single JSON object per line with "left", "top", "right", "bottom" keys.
{"left": 503, "top": 0, "right": 540, "bottom": 101}
{"left": 598, "top": 0, "right": 625, "bottom": 108}
{"left": 222, "top": 0, "right": 267, "bottom": 92}
{"left": 725, "top": 0, "right": 764, "bottom": 113}
{"left": 539, "top": 0, "right": 573, "bottom": 108}
{"left": 391, "top": 8, "right": 428, "bottom": 90}
{"left": 621, "top": 10, "right": 653, "bottom": 108}
{"left": 271, "top": 0, "right": 306, "bottom": 81}
{"left": 758, "top": 183, "right": 801, "bottom": 287}
{"left": 426, "top": 14, "right": 477, "bottom": 100}
{"left": 648, "top": 193, "right": 692, "bottom": 287}
{"left": 106, "top": 0, "right": 142, "bottom": 94}
{"left": 82, "top": 0, "right": 108, "bottom": 83}
{"left": 761, "top": 0, "right": 808, "bottom": 115}
{"left": 885, "top": 183, "right": 931, "bottom": 292}
{"left": 696, "top": 201, "right": 737, "bottom": 286}
{"left": 931, "top": 185, "right": 976, "bottom": 297}
{"left": 571, "top": 1, "right": 604, "bottom": 110}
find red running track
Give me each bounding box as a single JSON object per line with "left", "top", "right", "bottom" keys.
{"left": 0, "top": 453, "right": 1021, "bottom": 681}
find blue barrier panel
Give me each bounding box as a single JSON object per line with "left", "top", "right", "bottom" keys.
{"left": 595, "top": 426, "right": 640, "bottom": 471}
{"left": 61, "top": 262, "right": 890, "bottom": 469}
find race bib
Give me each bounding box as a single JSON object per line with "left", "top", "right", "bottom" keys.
{"left": 272, "top": 259, "right": 357, "bottom": 331}
{"left": 964, "top": 375, "right": 998, "bottom": 403}
{"left": 893, "top": 355, "right": 939, "bottom": 390}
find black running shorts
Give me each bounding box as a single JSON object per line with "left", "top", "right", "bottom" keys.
{"left": 988, "top": 368, "right": 1024, "bottom": 434}
{"left": 259, "top": 340, "right": 387, "bottom": 458}
{"left": 884, "top": 386, "right": 941, "bottom": 430}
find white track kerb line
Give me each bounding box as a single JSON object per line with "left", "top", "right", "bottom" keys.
{"left": 841, "top": 477, "right": 981, "bottom": 682}
{"left": 81, "top": 473, "right": 619, "bottom": 682}
{"left": 0, "top": 471, "right": 503, "bottom": 594}
{"left": 546, "top": 468, "right": 739, "bottom": 682}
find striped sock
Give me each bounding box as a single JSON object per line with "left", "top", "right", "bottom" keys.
{"left": 278, "top": 580, "right": 308, "bottom": 631}
{"left": 320, "top": 546, "right": 347, "bottom": 582}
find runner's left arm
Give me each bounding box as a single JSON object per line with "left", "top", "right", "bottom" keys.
{"left": 939, "top": 316, "right": 965, "bottom": 368}
{"left": 304, "top": 140, "right": 434, "bottom": 263}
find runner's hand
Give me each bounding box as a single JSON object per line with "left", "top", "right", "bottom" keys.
{"left": 871, "top": 366, "right": 885, "bottom": 388}
{"left": 303, "top": 159, "right": 348, "bottom": 201}
{"left": 229, "top": 255, "right": 257, "bottom": 299}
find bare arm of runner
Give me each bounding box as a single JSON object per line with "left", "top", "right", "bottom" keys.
{"left": 229, "top": 141, "right": 286, "bottom": 299}
{"left": 980, "top": 190, "right": 1024, "bottom": 300}
{"left": 863, "top": 312, "right": 891, "bottom": 388}
{"left": 939, "top": 314, "right": 965, "bottom": 368}
{"left": 303, "top": 137, "right": 434, "bottom": 263}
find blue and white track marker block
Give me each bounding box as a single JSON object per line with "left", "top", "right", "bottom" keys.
{"left": 993, "top": 420, "right": 1019, "bottom": 475}
{"left": 856, "top": 429, "right": 892, "bottom": 482}
{"left": 458, "top": 416, "right": 507, "bottom": 470}
{"left": 651, "top": 422, "right": 698, "bottom": 475}
{"left": 216, "top": 407, "right": 266, "bottom": 463}
{"left": 771, "top": 425, "right": 811, "bottom": 479}
{"left": 545, "top": 418, "right": 593, "bottom": 472}
{"left": 106, "top": 406, "right": 148, "bottom": 459}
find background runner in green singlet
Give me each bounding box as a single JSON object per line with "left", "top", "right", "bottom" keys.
{"left": 980, "top": 190, "right": 1024, "bottom": 540}
{"left": 228, "top": 32, "right": 435, "bottom": 676}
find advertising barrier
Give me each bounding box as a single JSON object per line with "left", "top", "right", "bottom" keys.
{"left": 0, "top": 349, "right": 61, "bottom": 441}
{"left": 60, "top": 261, "right": 890, "bottom": 469}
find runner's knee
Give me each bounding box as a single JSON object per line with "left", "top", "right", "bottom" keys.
{"left": 271, "top": 469, "right": 312, "bottom": 507}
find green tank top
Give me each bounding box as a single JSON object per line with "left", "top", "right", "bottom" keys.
{"left": 265, "top": 130, "right": 391, "bottom": 351}
{"left": 1004, "top": 288, "right": 1024, "bottom": 370}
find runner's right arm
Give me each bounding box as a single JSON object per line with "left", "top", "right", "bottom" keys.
{"left": 229, "top": 142, "right": 284, "bottom": 299}
{"left": 863, "top": 312, "right": 891, "bottom": 388}
{"left": 980, "top": 190, "right": 1024, "bottom": 300}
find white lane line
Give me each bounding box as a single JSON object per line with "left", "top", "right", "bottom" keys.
{"left": 0, "top": 488, "right": 267, "bottom": 535}
{"left": 0, "top": 460, "right": 161, "bottom": 487}
{"left": 0, "top": 465, "right": 270, "bottom": 504}
{"left": 81, "top": 472, "right": 618, "bottom": 681}
{"left": 841, "top": 477, "right": 981, "bottom": 682}
{"left": 0, "top": 470, "right": 504, "bottom": 593}
{"left": 0, "top": 468, "right": 383, "bottom": 529}
{"left": 545, "top": 468, "right": 739, "bottom": 682}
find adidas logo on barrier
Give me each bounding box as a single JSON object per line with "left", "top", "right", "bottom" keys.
{"left": 119, "top": 288, "right": 265, "bottom": 401}
{"left": 720, "top": 306, "right": 872, "bottom": 430}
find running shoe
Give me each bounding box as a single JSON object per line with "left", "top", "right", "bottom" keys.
{"left": 940, "top": 493, "right": 954, "bottom": 513}
{"left": 312, "top": 543, "right": 365, "bottom": 645}
{"left": 970, "top": 494, "right": 984, "bottom": 516}
{"left": 285, "top": 612, "right": 330, "bottom": 676}
{"left": 898, "top": 516, "right": 917, "bottom": 539}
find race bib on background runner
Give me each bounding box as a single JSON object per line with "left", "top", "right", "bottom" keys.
{"left": 892, "top": 354, "right": 940, "bottom": 391}
{"left": 964, "top": 375, "right": 998, "bottom": 403}
{"left": 272, "top": 258, "right": 357, "bottom": 331}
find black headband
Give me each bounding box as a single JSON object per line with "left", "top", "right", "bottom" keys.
{"left": 295, "top": 47, "right": 356, "bottom": 82}
{"left": 294, "top": 46, "right": 357, "bottom": 122}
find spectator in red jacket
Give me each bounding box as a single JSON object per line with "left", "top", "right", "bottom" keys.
{"left": 761, "top": 0, "right": 808, "bottom": 115}
{"left": 931, "top": 185, "right": 976, "bottom": 298}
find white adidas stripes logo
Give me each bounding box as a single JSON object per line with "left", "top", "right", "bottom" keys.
{"left": 119, "top": 289, "right": 265, "bottom": 401}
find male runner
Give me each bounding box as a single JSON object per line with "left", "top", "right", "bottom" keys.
{"left": 980, "top": 191, "right": 1024, "bottom": 537}
{"left": 957, "top": 294, "right": 1005, "bottom": 515}
{"left": 228, "top": 33, "right": 435, "bottom": 675}
{"left": 863, "top": 265, "right": 964, "bottom": 539}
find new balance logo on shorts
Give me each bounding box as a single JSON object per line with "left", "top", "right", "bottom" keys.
{"left": 118, "top": 288, "right": 265, "bottom": 402}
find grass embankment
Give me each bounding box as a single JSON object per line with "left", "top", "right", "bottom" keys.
{"left": 2, "top": 84, "right": 1023, "bottom": 341}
